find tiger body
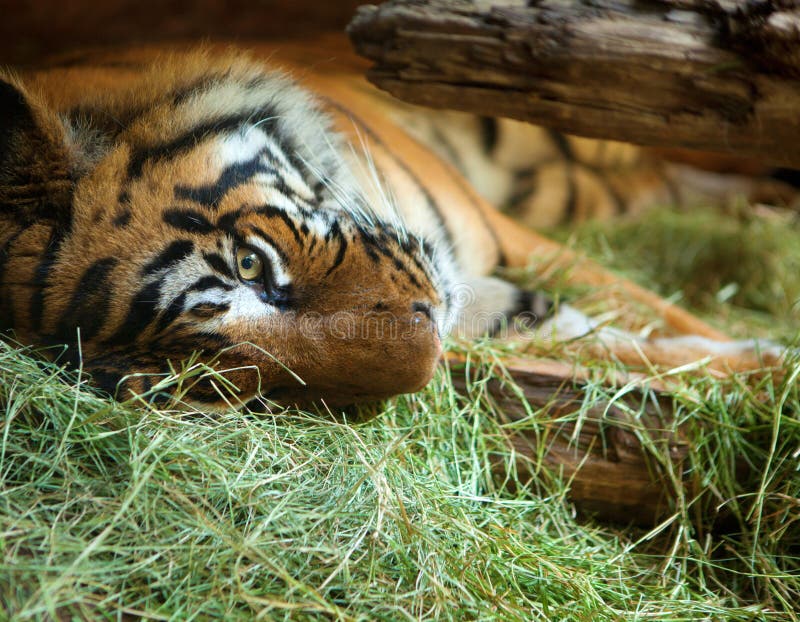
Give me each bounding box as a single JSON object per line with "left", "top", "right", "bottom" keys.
{"left": 0, "top": 42, "right": 783, "bottom": 409}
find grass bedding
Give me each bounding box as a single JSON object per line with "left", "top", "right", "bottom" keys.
{"left": 2, "top": 205, "right": 799, "bottom": 620}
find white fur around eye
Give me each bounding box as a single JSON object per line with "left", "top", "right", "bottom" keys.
{"left": 225, "top": 286, "right": 278, "bottom": 321}
{"left": 242, "top": 237, "right": 291, "bottom": 287}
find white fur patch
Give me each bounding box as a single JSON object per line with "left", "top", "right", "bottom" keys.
{"left": 454, "top": 276, "right": 518, "bottom": 339}
{"left": 243, "top": 235, "right": 291, "bottom": 287}
{"left": 651, "top": 335, "right": 785, "bottom": 359}
{"left": 225, "top": 286, "right": 278, "bottom": 322}
{"left": 537, "top": 304, "right": 598, "bottom": 341}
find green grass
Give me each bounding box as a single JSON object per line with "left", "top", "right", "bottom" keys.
{"left": 551, "top": 205, "right": 800, "bottom": 341}
{"left": 2, "top": 205, "right": 799, "bottom": 620}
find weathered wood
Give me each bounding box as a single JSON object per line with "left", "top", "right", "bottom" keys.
{"left": 348, "top": 0, "right": 800, "bottom": 168}
{"left": 450, "top": 356, "right": 690, "bottom": 525}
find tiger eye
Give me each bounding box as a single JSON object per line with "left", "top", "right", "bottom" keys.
{"left": 236, "top": 247, "right": 263, "bottom": 281}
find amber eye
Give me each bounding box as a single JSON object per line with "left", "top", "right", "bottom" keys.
{"left": 236, "top": 247, "right": 264, "bottom": 282}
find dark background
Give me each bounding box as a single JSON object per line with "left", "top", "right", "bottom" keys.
{"left": 0, "top": 1, "right": 371, "bottom": 65}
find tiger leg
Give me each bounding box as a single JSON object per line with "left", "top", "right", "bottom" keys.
{"left": 456, "top": 276, "right": 783, "bottom": 373}
{"left": 563, "top": 325, "right": 785, "bottom": 373}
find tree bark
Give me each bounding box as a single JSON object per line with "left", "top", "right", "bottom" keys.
{"left": 348, "top": 0, "right": 800, "bottom": 168}
{"left": 449, "top": 356, "right": 692, "bottom": 525}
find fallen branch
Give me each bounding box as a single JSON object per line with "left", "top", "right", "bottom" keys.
{"left": 450, "top": 355, "right": 691, "bottom": 525}
{"left": 348, "top": 0, "right": 800, "bottom": 168}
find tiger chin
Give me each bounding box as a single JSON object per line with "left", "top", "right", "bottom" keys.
{"left": 0, "top": 45, "right": 783, "bottom": 412}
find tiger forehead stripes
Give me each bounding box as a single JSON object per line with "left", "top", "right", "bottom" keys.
{"left": 0, "top": 48, "right": 462, "bottom": 408}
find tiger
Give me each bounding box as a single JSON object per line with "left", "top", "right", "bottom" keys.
{"left": 379, "top": 102, "right": 800, "bottom": 229}
{"left": 0, "top": 40, "right": 785, "bottom": 411}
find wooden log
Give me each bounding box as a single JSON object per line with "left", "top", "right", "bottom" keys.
{"left": 348, "top": 0, "right": 800, "bottom": 168}
{"left": 449, "top": 356, "right": 690, "bottom": 525}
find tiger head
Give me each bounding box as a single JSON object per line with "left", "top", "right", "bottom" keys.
{"left": 0, "top": 52, "right": 458, "bottom": 409}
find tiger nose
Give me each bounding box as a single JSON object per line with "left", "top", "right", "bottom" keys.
{"left": 409, "top": 300, "right": 442, "bottom": 362}
{"left": 381, "top": 300, "right": 442, "bottom": 394}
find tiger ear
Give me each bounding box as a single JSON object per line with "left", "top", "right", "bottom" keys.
{"left": 0, "top": 76, "right": 74, "bottom": 224}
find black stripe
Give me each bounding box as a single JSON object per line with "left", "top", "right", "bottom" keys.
{"left": 430, "top": 126, "right": 465, "bottom": 174}
{"left": 141, "top": 240, "right": 194, "bottom": 276}
{"left": 126, "top": 106, "right": 278, "bottom": 179}
{"left": 170, "top": 74, "right": 228, "bottom": 106}
{"left": 174, "top": 152, "right": 272, "bottom": 208}
{"left": 188, "top": 275, "right": 233, "bottom": 292}
{"left": 325, "top": 238, "right": 347, "bottom": 276}
{"left": 203, "top": 251, "right": 233, "bottom": 278}
{"left": 248, "top": 226, "right": 289, "bottom": 265}
{"left": 217, "top": 203, "right": 305, "bottom": 236}
{"left": 154, "top": 275, "right": 233, "bottom": 334}
{"left": 154, "top": 292, "right": 187, "bottom": 335}
{"left": 545, "top": 130, "right": 579, "bottom": 224}
{"left": 392, "top": 257, "right": 422, "bottom": 289}
{"left": 547, "top": 130, "right": 576, "bottom": 162}
{"left": 563, "top": 167, "right": 578, "bottom": 223}
{"left": 258, "top": 151, "right": 318, "bottom": 208}
{"left": 0, "top": 223, "right": 39, "bottom": 331}
{"left": 254, "top": 205, "right": 303, "bottom": 246}
{"left": 515, "top": 289, "right": 554, "bottom": 321}
{"left": 479, "top": 117, "right": 499, "bottom": 155}
{"left": 88, "top": 369, "right": 123, "bottom": 396}
{"left": 163, "top": 208, "right": 215, "bottom": 234}
{"left": 216, "top": 207, "right": 246, "bottom": 233}
{"left": 356, "top": 227, "right": 429, "bottom": 290}
{"left": 402, "top": 240, "right": 438, "bottom": 290}
{"left": 188, "top": 302, "right": 230, "bottom": 318}
{"left": 30, "top": 225, "right": 68, "bottom": 332}
{"left": 55, "top": 257, "right": 118, "bottom": 342}
{"left": 507, "top": 167, "right": 538, "bottom": 214}
{"left": 324, "top": 222, "right": 348, "bottom": 277}
{"left": 585, "top": 167, "right": 626, "bottom": 215}
{"left": 356, "top": 227, "right": 381, "bottom": 263}
{"left": 104, "top": 280, "right": 161, "bottom": 346}
{"left": 487, "top": 289, "right": 554, "bottom": 337}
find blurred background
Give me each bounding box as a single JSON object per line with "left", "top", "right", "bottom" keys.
{"left": 0, "top": 1, "right": 373, "bottom": 65}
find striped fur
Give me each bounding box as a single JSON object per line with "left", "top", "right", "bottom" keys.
{"left": 0, "top": 45, "right": 785, "bottom": 409}
{"left": 382, "top": 105, "right": 799, "bottom": 228}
